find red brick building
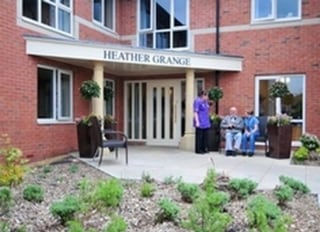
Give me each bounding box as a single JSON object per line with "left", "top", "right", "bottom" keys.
{"left": 0, "top": 0, "right": 319, "bottom": 161}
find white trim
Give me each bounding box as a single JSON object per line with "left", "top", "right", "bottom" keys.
{"left": 25, "top": 36, "right": 243, "bottom": 71}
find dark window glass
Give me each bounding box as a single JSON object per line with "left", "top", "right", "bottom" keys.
{"left": 38, "top": 68, "right": 54, "bottom": 119}
{"left": 23, "top": 0, "right": 38, "bottom": 20}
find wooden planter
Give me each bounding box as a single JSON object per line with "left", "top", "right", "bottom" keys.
{"left": 267, "top": 124, "right": 292, "bottom": 159}
{"left": 207, "top": 123, "right": 221, "bottom": 152}
{"left": 76, "top": 118, "right": 99, "bottom": 158}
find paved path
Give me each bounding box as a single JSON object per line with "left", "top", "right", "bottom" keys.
{"left": 80, "top": 146, "right": 320, "bottom": 199}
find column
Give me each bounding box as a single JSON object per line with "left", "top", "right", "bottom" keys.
{"left": 92, "top": 62, "right": 104, "bottom": 119}
{"left": 179, "top": 69, "right": 195, "bottom": 151}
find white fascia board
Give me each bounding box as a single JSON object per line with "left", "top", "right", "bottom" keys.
{"left": 25, "top": 36, "right": 242, "bottom": 71}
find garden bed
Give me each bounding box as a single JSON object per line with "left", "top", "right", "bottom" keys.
{"left": 0, "top": 156, "right": 319, "bottom": 232}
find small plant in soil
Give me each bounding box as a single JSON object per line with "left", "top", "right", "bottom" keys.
{"left": 23, "top": 184, "right": 44, "bottom": 203}
{"left": 0, "top": 221, "right": 10, "bottom": 232}
{"left": 228, "top": 178, "right": 258, "bottom": 199}
{"left": 183, "top": 191, "right": 231, "bottom": 232}
{"left": 104, "top": 215, "right": 127, "bottom": 232}
{"left": 42, "top": 165, "right": 53, "bottom": 174}
{"left": 93, "top": 179, "right": 123, "bottom": 208}
{"left": 141, "top": 171, "right": 154, "bottom": 183}
{"left": 247, "top": 195, "right": 291, "bottom": 232}
{"left": 274, "top": 185, "right": 294, "bottom": 206}
{"left": 177, "top": 182, "right": 201, "bottom": 203}
{"left": 50, "top": 195, "right": 81, "bottom": 225}
{"left": 202, "top": 168, "right": 217, "bottom": 192}
{"left": 155, "top": 198, "right": 180, "bottom": 224}
{"left": 279, "top": 175, "right": 310, "bottom": 194}
{"left": 0, "top": 187, "right": 13, "bottom": 214}
{"left": 140, "top": 182, "right": 156, "bottom": 198}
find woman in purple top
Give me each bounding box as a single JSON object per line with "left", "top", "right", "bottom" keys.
{"left": 193, "top": 90, "right": 211, "bottom": 154}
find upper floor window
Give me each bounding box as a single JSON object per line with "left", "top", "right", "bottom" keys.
{"left": 22, "top": 0, "right": 72, "bottom": 34}
{"left": 93, "top": 0, "right": 115, "bottom": 30}
{"left": 252, "top": 0, "right": 301, "bottom": 23}
{"left": 139, "top": 0, "right": 188, "bottom": 49}
{"left": 37, "top": 66, "right": 73, "bottom": 123}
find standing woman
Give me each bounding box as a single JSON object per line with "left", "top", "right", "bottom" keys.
{"left": 193, "top": 90, "right": 211, "bottom": 154}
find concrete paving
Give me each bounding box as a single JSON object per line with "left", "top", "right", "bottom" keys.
{"left": 80, "top": 146, "right": 320, "bottom": 198}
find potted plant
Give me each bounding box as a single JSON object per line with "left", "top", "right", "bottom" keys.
{"left": 207, "top": 113, "right": 222, "bottom": 151}
{"left": 207, "top": 86, "right": 223, "bottom": 152}
{"left": 208, "top": 86, "right": 223, "bottom": 103}
{"left": 80, "top": 80, "right": 101, "bottom": 100}
{"left": 292, "top": 133, "right": 320, "bottom": 165}
{"left": 269, "top": 81, "right": 290, "bottom": 114}
{"left": 267, "top": 114, "right": 292, "bottom": 159}
{"left": 76, "top": 114, "right": 100, "bottom": 158}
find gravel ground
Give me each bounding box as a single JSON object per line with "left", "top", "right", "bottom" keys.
{"left": 1, "top": 156, "right": 320, "bottom": 232}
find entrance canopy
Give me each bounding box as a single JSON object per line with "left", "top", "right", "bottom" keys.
{"left": 25, "top": 35, "right": 243, "bottom": 76}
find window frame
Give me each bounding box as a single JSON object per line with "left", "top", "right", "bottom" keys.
{"left": 251, "top": 0, "right": 301, "bottom": 23}
{"left": 92, "top": 0, "right": 116, "bottom": 31}
{"left": 255, "top": 74, "right": 306, "bottom": 142}
{"left": 37, "top": 65, "right": 73, "bottom": 124}
{"left": 21, "top": 0, "right": 73, "bottom": 35}
{"left": 137, "top": 0, "right": 189, "bottom": 50}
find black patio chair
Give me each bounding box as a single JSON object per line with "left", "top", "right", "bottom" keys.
{"left": 255, "top": 116, "right": 269, "bottom": 156}
{"left": 89, "top": 116, "right": 128, "bottom": 165}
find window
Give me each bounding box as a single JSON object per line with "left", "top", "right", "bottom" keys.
{"left": 22, "top": 0, "right": 72, "bottom": 34}
{"left": 252, "top": 0, "right": 301, "bottom": 22}
{"left": 139, "top": 0, "right": 188, "bottom": 49}
{"left": 255, "top": 75, "right": 305, "bottom": 141}
{"left": 37, "top": 66, "right": 73, "bottom": 122}
{"left": 93, "top": 0, "right": 115, "bottom": 30}
{"left": 104, "top": 79, "right": 115, "bottom": 116}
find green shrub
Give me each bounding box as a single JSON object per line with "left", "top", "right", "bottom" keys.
{"left": 0, "top": 134, "right": 28, "bottom": 186}
{"left": 140, "top": 182, "right": 156, "bottom": 198}
{"left": 293, "top": 146, "right": 309, "bottom": 161}
{"left": 274, "top": 185, "right": 293, "bottom": 206}
{"left": 279, "top": 175, "right": 310, "bottom": 194}
{"left": 177, "top": 182, "right": 200, "bottom": 203}
{"left": 229, "top": 178, "right": 258, "bottom": 199}
{"left": 77, "top": 178, "right": 95, "bottom": 204}
{"left": 23, "top": 184, "right": 44, "bottom": 203}
{"left": 247, "top": 195, "right": 291, "bottom": 232}
{"left": 141, "top": 172, "right": 154, "bottom": 183}
{"left": 0, "top": 186, "right": 13, "bottom": 213}
{"left": 202, "top": 168, "right": 217, "bottom": 192}
{"left": 300, "top": 133, "right": 320, "bottom": 151}
{"left": 94, "top": 179, "right": 123, "bottom": 208}
{"left": 183, "top": 191, "right": 231, "bottom": 232}
{"left": 50, "top": 196, "right": 81, "bottom": 225}
{"left": 104, "top": 215, "right": 127, "bottom": 232}
{"left": 155, "top": 198, "right": 180, "bottom": 223}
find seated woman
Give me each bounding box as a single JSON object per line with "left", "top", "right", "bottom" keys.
{"left": 241, "top": 110, "right": 260, "bottom": 157}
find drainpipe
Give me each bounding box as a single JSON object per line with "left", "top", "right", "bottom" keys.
{"left": 214, "top": 0, "right": 220, "bottom": 114}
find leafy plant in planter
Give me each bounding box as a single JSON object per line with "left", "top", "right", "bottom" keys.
{"left": 80, "top": 80, "right": 101, "bottom": 100}
{"left": 269, "top": 81, "right": 290, "bottom": 114}
{"left": 208, "top": 86, "right": 223, "bottom": 103}
{"left": 269, "top": 81, "right": 290, "bottom": 99}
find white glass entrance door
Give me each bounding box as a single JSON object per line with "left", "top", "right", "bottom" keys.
{"left": 147, "top": 80, "right": 181, "bottom": 146}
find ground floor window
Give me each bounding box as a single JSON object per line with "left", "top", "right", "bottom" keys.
{"left": 37, "top": 66, "right": 73, "bottom": 123}
{"left": 255, "top": 75, "right": 305, "bottom": 141}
